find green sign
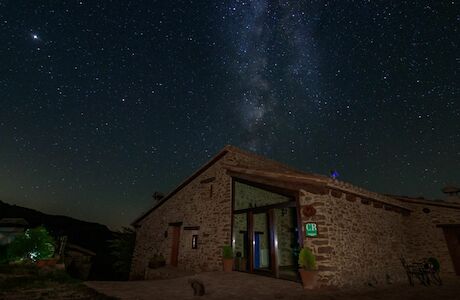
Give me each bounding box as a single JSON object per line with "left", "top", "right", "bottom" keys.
{"left": 305, "top": 223, "right": 318, "bottom": 237}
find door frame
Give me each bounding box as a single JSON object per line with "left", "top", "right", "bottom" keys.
{"left": 250, "top": 209, "right": 277, "bottom": 276}
{"left": 231, "top": 178, "right": 299, "bottom": 279}
{"left": 169, "top": 222, "right": 182, "bottom": 267}
{"left": 438, "top": 224, "right": 460, "bottom": 275}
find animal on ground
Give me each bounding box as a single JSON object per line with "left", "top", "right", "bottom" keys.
{"left": 188, "top": 278, "right": 205, "bottom": 296}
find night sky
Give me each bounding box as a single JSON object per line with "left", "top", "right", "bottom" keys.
{"left": 0, "top": 1, "right": 458, "bottom": 229}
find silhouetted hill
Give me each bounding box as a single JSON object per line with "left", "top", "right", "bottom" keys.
{"left": 0, "top": 200, "right": 117, "bottom": 280}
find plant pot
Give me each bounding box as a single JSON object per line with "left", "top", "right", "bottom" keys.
{"left": 223, "top": 258, "right": 233, "bottom": 272}
{"left": 299, "top": 269, "right": 318, "bottom": 290}
{"left": 36, "top": 258, "right": 58, "bottom": 268}
{"left": 240, "top": 258, "right": 247, "bottom": 271}
{"left": 148, "top": 260, "right": 166, "bottom": 269}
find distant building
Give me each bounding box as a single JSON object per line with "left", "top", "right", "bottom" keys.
{"left": 442, "top": 186, "right": 460, "bottom": 204}
{"left": 0, "top": 218, "right": 28, "bottom": 245}
{"left": 130, "top": 145, "right": 460, "bottom": 288}
{"left": 65, "top": 243, "right": 96, "bottom": 280}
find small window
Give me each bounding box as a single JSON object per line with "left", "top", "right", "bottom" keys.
{"left": 192, "top": 235, "right": 198, "bottom": 249}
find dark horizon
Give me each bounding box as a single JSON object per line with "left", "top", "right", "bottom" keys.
{"left": 1, "top": 1, "right": 458, "bottom": 229}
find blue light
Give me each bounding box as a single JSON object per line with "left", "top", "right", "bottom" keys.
{"left": 331, "top": 170, "right": 339, "bottom": 179}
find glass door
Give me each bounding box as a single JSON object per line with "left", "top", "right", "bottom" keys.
{"left": 274, "top": 207, "right": 299, "bottom": 280}
{"left": 253, "top": 211, "right": 272, "bottom": 273}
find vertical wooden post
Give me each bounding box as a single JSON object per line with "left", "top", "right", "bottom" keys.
{"left": 269, "top": 208, "right": 279, "bottom": 278}
{"left": 248, "top": 211, "right": 254, "bottom": 273}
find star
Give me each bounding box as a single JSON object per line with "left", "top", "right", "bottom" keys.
{"left": 32, "top": 34, "right": 39, "bottom": 40}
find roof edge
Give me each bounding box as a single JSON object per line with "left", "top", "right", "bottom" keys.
{"left": 225, "top": 164, "right": 410, "bottom": 210}
{"left": 388, "top": 194, "right": 460, "bottom": 210}
{"left": 131, "top": 146, "right": 233, "bottom": 226}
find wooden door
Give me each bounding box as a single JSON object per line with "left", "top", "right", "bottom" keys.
{"left": 442, "top": 226, "right": 460, "bottom": 275}
{"left": 170, "top": 225, "right": 181, "bottom": 267}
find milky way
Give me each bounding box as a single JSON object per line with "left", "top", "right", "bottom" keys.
{"left": 0, "top": 1, "right": 458, "bottom": 228}
{"left": 224, "top": 1, "right": 321, "bottom": 152}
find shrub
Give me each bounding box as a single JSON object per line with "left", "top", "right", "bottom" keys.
{"left": 6, "top": 226, "right": 55, "bottom": 263}
{"left": 108, "top": 226, "right": 136, "bottom": 277}
{"left": 298, "top": 247, "right": 316, "bottom": 270}
{"left": 222, "top": 245, "right": 233, "bottom": 259}
{"left": 427, "top": 257, "right": 440, "bottom": 272}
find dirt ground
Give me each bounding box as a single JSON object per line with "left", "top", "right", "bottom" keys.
{"left": 85, "top": 271, "right": 460, "bottom": 300}
{"left": 0, "top": 265, "right": 115, "bottom": 300}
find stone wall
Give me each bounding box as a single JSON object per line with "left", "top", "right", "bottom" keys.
{"left": 130, "top": 158, "right": 232, "bottom": 279}
{"left": 402, "top": 201, "right": 460, "bottom": 277}
{"left": 130, "top": 146, "right": 460, "bottom": 287}
{"left": 299, "top": 189, "right": 408, "bottom": 288}
{"left": 130, "top": 148, "right": 297, "bottom": 279}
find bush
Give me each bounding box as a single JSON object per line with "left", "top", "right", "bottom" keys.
{"left": 298, "top": 247, "right": 316, "bottom": 270}
{"left": 222, "top": 245, "right": 233, "bottom": 259}
{"left": 427, "top": 257, "right": 440, "bottom": 272}
{"left": 108, "top": 227, "right": 136, "bottom": 277}
{"left": 6, "top": 226, "right": 55, "bottom": 263}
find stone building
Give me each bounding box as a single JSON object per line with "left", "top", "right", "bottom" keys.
{"left": 130, "top": 145, "right": 460, "bottom": 287}
{"left": 0, "top": 218, "right": 28, "bottom": 245}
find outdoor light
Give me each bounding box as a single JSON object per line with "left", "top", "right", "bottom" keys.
{"left": 28, "top": 251, "right": 39, "bottom": 261}
{"left": 192, "top": 235, "right": 198, "bottom": 249}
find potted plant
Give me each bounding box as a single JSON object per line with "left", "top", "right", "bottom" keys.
{"left": 148, "top": 253, "right": 166, "bottom": 269}
{"left": 222, "top": 245, "right": 233, "bottom": 272}
{"left": 298, "top": 247, "right": 317, "bottom": 289}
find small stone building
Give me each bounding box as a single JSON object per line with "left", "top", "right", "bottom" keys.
{"left": 0, "top": 218, "right": 28, "bottom": 245}
{"left": 65, "top": 243, "right": 96, "bottom": 280}
{"left": 130, "top": 145, "right": 460, "bottom": 287}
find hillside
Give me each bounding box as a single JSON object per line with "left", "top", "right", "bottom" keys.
{"left": 0, "top": 200, "right": 117, "bottom": 279}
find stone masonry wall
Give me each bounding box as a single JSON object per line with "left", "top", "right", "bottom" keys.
{"left": 130, "top": 158, "right": 232, "bottom": 279}
{"left": 402, "top": 202, "right": 460, "bottom": 277}
{"left": 299, "top": 189, "right": 408, "bottom": 288}
{"left": 130, "top": 149, "right": 296, "bottom": 279}
{"left": 130, "top": 147, "right": 460, "bottom": 287}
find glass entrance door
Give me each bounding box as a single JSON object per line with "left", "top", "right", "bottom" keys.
{"left": 274, "top": 207, "right": 299, "bottom": 280}
{"left": 253, "top": 212, "right": 271, "bottom": 273}
{"left": 232, "top": 179, "right": 299, "bottom": 280}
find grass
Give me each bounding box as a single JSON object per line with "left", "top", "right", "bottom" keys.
{"left": 0, "top": 263, "right": 117, "bottom": 299}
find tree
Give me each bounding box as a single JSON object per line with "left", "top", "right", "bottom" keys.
{"left": 7, "top": 226, "right": 55, "bottom": 262}
{"left": 108, "top": 227, "right": 136, "bottom": 279}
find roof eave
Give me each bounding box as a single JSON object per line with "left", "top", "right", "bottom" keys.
{"left": 131, "top": 146, "right": 233, "bottom": 226}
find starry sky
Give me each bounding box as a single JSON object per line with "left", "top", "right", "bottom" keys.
{"left": 0, "top": 1, "right": 458, "bottom": 229}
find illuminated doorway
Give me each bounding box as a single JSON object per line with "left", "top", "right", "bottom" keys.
{"left": 232, "top": 179, "right": 300, "bottom": 280}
